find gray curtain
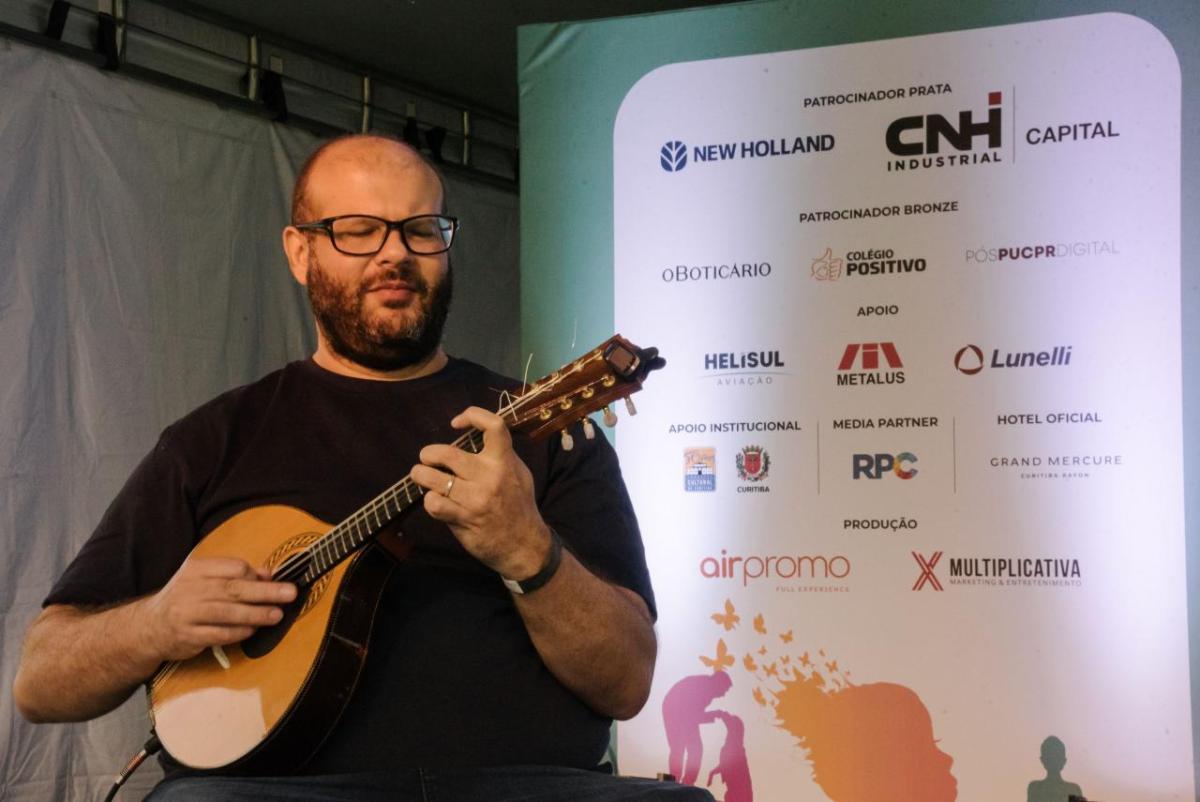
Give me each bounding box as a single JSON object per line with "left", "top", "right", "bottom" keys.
{"left": 0, "top": 38, "right": 519, "bottom": 801}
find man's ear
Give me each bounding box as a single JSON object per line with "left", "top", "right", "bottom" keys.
{"left": 282, "top": 226, "right": 311, "bottom": 286}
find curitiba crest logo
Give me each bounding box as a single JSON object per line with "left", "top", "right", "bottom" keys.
{"left": 660, "top": 140, "right": 688, "bottom": 172}
{"left": 736, "top": 445, "right": 770, "bottom": 482}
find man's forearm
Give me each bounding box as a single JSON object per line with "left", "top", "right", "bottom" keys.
{"left": 513, "top": 550, "right": 657, "bottom": 720}
{"left": 14, "top": 601, "right": 162, "bottom": 722}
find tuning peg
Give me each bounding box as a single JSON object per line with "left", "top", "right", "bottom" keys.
{"left": 603, "top": 406, "right": 618, "bottom": 427}
{"left": 624, "top": 397, "right": 637, "bottom": 416}
{"left": 582, "top": 417, "right": 595, "bottom": 440}
{"left": 560, "top": 429, "right": 574, "bottom": 451}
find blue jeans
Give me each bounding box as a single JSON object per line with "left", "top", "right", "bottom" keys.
{"left": 144, "top": 766, "right": 716, "bottom": 801}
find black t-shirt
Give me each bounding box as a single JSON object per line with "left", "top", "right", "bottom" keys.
{"left": 45, "top": 357, "right": 655, "bottom": 777}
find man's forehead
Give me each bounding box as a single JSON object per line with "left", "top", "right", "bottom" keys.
{"left": 307, "top": 139, "right": 441, "bottom": 202}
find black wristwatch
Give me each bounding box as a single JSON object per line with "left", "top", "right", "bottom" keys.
{"left": 501, "top": 529, "right": 563, "bottom": 595}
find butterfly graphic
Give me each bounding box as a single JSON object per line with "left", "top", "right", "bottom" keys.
{"left": 700, "top": 639, "right": 734, "bottom": 671}
{"left": 753, "top": 613, "right": 767, "bottom": 634}
{"left": 711, "top": 599, "right": 740, "bottom": 631}
{"left": 752, "top": 687, "right": 768, "bottom": 707}
{"left": 743, "top": 654, "right": 758, "bottom": 672}
{"left": 780, "top": 629, "right": 793, "bottom": 644}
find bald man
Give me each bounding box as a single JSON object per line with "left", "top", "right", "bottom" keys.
{"left": 15, "top": 136, "right": 708, "bottom": 801}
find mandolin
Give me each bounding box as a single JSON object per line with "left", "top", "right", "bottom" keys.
{"left": 147, "top": 335, "right": 664, "bottom": 771}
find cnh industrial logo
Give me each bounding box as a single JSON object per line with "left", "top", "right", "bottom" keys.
{"left": 659, "top": 132, "right": 834, "bottom": 172}
{"left": 954, "top": 344, "right": 1073, "bottom": 375}
{"left": 836, "top": 342, "right": 905, "bottom": 387}
{"left": 885, "top": 91, "right": 1003, "bottom": 171}
{"left": 853, "top": 452, "right": 918, "bottom": 480}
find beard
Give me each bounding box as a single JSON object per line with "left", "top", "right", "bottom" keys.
{"left": 305, "top": 253, "right": 453, "bottom": 372}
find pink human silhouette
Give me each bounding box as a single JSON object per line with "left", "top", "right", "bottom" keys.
{"left": 662, "top": 671, "right": 733, "bottom": 785}
{"left": 706, "top": 710, "right": 753, "bottom": 802}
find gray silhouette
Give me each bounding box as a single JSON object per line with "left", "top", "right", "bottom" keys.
{"left": 1027, "top": 736, "right": 1083, "bottom": 802}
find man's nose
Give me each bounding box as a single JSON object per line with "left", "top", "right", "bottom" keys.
{"left": 375, "top": 225, "right": 411, "bottom": 260}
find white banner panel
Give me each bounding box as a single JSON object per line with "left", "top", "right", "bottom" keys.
{"left": 614, "top": 13, "right": 1188, "bottom": 802}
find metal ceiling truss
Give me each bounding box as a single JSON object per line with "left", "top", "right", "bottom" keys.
{"left": 0, "top": 0, "right": 519, "bottom": 191}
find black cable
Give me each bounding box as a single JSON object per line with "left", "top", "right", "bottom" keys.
{"left": 102, "top": 733, "right": 161, "bottom": 802}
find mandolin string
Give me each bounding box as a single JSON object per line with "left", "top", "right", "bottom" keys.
{"left": 151, "top": 349, "right": 611, "bottom": 687}
{"left": 270, "top": 350, "right": 609, "bottom": 587}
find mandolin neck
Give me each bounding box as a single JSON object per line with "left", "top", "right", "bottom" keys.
{"left": 276, "top": 428, "right": 484, "bottom": 587}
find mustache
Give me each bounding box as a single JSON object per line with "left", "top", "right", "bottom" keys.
{"left": 361, "top": 265, "right": 429, "bottom": 297}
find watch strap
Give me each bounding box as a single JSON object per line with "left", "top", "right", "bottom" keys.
{"left": 502, "top": 529, "right": 563, "bottom": 595}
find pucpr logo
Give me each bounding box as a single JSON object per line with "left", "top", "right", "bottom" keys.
{"left": 837, "top": 342, "right": 905, "bottom": 386}
{"left": 853, "top": 452, "right": 918, "bottom": 480}
{"left": 886, "top": 91, "right": 1003, "bottom": 171}
{"left": 912, "top": 551, "right": 944, "bottom": 591}
{"left": 736, "top": 445, "right": 770, "bottom": 492}
{"left": 659, "top": 133, "right": 834, "bottom": 173}
{"left": 965, "top": 240, "right": 1119, "bottom": 264}
{"left": 684, "top": 447, "right": 716, "bottom": 492}
{"left": 955, "top": 344, "right": 1072, "bottom": 375}
{"left": 914, "top": 553, "right": 1084, "bottom": 589}
{"left": 660, "top": 141, "right": 688, "bottom": 172}
{"left": 812, "top": 247, "right": 926, "bottom": 281}
{"left": 704, "top": 349, "right": 788, "bottom": 387}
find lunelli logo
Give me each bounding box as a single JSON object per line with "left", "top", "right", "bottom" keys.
{"left": 837, "top": 343, "right": 905, "bottom": 387}
{"left": 736, "top": 445, "right": 770, "bottom": 482}
{"left": 684, "top": 447, "right": 716, "bottom": 492}
{"left": 660, "top": 141, "right": 688, "bottom": 172}
{"left": 954, "top": 345, "right": 984, "bottom": 375}
{"left": 811, "top": 248, "right": 844, "bottom": 280}
{"left": 912, "top": 551, "right": 944, "bottom": 591}
{"left": 886, "top": 92, "right": 1003, "bottom": 171}
{"left": 955, "top": 344, "right": 1073, "bottom": 375}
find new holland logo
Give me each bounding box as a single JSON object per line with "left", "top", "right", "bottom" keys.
{"left": 736, "top": 445, "right": 770, "bottom": 482}
{"left": 661, "top": 141, "right": 688, "bottom": 172}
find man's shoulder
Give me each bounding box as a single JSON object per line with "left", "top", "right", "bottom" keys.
{"left": 163, "top": 362, "right": 300, "bottom": 442}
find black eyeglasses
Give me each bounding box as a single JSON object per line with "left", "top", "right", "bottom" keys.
{"left": 294, "top": 214, "right": 459, "bottom": 256}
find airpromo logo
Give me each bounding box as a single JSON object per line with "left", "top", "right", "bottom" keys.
{"left": 684, "top": 447, "right": 716, "bottom": 492}
{"left": 701, "top": 549, "right": 851, "bottom": 587}
{"left": 736, "top": 445, "right": 770, "bottom": 493}
{"left": 853, "top": 452, "right": 918, "bottom": 480}
{"left": 837, "top": 342, "right": 904, "bottom": 386}
{"left": 659, "top": 133, "right": 834, "bottom": 173}
{"left": 954, "top": 344, "right": 1072, "bottom": 375}
{"left": 886, "top": 92, "right": 1003, "bottom": 171}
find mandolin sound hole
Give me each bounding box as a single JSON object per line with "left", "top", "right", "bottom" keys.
{"left": 239, "top": 533, "right": 331, "bottom": 660}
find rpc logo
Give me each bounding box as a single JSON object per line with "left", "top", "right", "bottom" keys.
{"left": 852, "top": 452, "right": 918, "bottom": 479}
{"left": 661, "top": 141, "right": 688, "bottom": 172}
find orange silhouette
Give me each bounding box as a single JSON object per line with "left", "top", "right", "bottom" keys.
{"left": 773, "top": 670, "right": 957, "bottom": 802}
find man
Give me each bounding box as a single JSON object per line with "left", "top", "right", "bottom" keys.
{"left": 14, "top": 135, "right": 710, "bottom": 801}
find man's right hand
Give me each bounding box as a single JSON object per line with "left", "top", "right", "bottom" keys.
{"left": 141, "top": 556, "right": 298, "bottom": 661}
{"left": 14, "top": 556, "right": 296, "bottom": 723}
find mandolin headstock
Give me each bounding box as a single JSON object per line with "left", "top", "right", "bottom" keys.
{"left": 506, "top": 335, "right": 665, "bottom": 445}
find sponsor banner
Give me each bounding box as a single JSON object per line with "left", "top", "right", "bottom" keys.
{"left": 613, "top": 13, "right": 1187, "bottom": 802}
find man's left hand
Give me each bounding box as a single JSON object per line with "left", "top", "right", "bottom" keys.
{"left": 411, "top": 406, "right": 552, "bottom": 580}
